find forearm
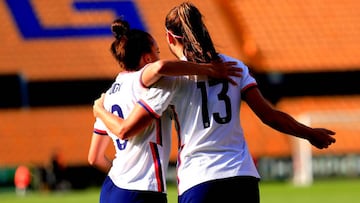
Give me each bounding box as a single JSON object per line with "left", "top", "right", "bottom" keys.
{"left": 264, "top": 110, "right": 336, "bottom": 149}
{"left": 95, "top": 103, "right": 154, "bottom": 140}
{"left": 245, "top": 87, "right": 312, "bottom": 140}
{"left": 88, "top": 134, "right": 112, "bottom": 173}
{"left": 263, "top": 110, "right": 312, "bottom": 139}
{"left": 94, "top": 156, "right": 112, "bottom": 173}
{"left": 245, "top": 87, "right": 335, "bottom": 149}
{"left": 157, "top": 60, "right": 211, "bottom": 76}
{"left": 142, "top": 60, "right": 211, "bottom": 87}
{"left": 119, "top": 104, "right": 154, "bottom": 139}
{"left": 96, "top": 107, "right": 125, "bottom": 138}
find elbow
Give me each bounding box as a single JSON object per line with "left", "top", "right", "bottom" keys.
{"left": 154, "top": 60, "right": 167, "bottom": 75}
{"left": 88, "top": 154, "right": 106, "bottom": 170}
{"left": 115, "top": 125, "right": 129, "bottom": 140}
{"left": 258, "top": 111, "right": 278, "bottom": 128}
{"left": 116, "top": 124, "right": 138, "bottom": 140}
{"left": 261, "top": 116, "right": 275, "bottom": 127}
{"left": 88, "top": 153, "right": 98, "bottom": 167}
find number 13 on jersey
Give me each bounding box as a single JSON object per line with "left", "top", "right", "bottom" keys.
{"left": 197, "top": 80, "right": 232, "bottom": 128}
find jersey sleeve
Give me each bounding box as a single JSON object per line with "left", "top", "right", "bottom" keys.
{"left": 138, "top": 76, "right": 179, "bottom": 118}
{"left": 239, "top": 62, "right": 257, "bottom": 93}
{"left": 218, "top": 54, "right": 257, "bottom": 91}
{"left": 219, "top": 54, "right": 257, "bottom": 92}
{"left": 93, "top": 117, "right": 108, "bottom": 136}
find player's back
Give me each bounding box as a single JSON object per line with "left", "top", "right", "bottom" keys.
{"left": 170, "top": 54, "right": 261, "bottom": 194}
{"left": 105, "top": 72, "right": 144, "bottom": 115}
{"left": 101, "top": 70, "right": 171, "bottom": 192}
{"left": 138, "top": 54, "right": 260, "bottom": 194}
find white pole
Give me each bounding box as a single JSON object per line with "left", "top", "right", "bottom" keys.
{"left": 292, "top": 114, "right": 313, "bottom": 186}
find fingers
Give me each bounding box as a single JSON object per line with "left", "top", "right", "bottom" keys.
{"left": 228, "top": 67, "right": 243, "bottom": 75}
{"left": 227, "top": 66, "right": 243, "bottom": 72}
{"left": 228, "top": 78, "right": 238, "bottom": 86}
{"left": 321, "top": 128, "right": 336, "bottom": 135}
{"left": 318, "top": 137, "right": 336, "bottom": 149}
{"left": 310, "top": 130, "right": 337, "bottom": 149}
{"left": 223, "top": 61, "right": 238, "bottom": 66}
{"left": 314, "top": 142, "right": 331, "bottom": 149}
{"left": 210, "top": 60, "right": 243, "bottom": 84}
{"left": 324, "top": 130, "right": 336, "bottom": 143}
{"left": 225, "top": 64, "right": 242, "bottom": 78}
{"left": 228, "top": 72, "right": 243, "bottom": 78}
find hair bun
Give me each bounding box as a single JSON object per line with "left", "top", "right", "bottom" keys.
{"left": 111, "top": 18, "right": 130, "bottom": 40}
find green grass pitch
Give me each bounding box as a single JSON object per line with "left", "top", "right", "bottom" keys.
{"left": 1, "top": 179, "right": 359, "bottom": 203}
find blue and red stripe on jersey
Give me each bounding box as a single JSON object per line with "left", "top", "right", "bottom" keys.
{"left": 137, "top": 99, "right": 161, "bottom": 119}
{"left": 241, "top": 82, "right": 258, "bottom": 94}
{"left": 94, "top": 128, "right": 108, "bottom": 135}
{"left": 149, "top": 142, "right": 165, "bottom": 192}
{"left": 155, "top": 119, "right": 163, "bottom": 146}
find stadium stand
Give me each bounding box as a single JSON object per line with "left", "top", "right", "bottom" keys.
{"left": 0, "top": 0, "right": 360, "bottom": 183}
{"left": 0, "top": 106, "right": 96, "bottom": 166}
{"left": 243, "top": 95, "right": 360, "bottom": 158}
{"left": 1, "top": 0, "right": 360, "bottom": 80}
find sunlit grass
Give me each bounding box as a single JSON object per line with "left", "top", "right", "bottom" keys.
{"left": 1, "top": 178, "right": 359, "bottom": 203}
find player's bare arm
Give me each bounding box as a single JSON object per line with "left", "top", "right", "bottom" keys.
{"left": 93, "top": 94, "right": 153, "bottom": 140}
{"left": 141, "top": 60, "right": 242, "bottom": 87}
{"left": 93, "top": 60, "right": 242, "bottom": 139}
{"left": 243, "top": 87, "right": 336, "bottom": 149}
{"left": 88, "top": 133, "right": 112, "bottom": 173}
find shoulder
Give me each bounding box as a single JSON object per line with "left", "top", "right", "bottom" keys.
{"left": 114, "top": 70, "right": 141, "bottom": 80}
{"left": 115, "top": 70, "right": 144, "bottom": 84}
{"left": 153, "top": 75, "right": 183, "bottom": 86}
{"left": 218, "top": 53, "right": 247, "bottom": 68}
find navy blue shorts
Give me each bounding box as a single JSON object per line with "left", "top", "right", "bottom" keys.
{"left": 100, "top": 176, "right": 167, "bottom": 203}
{"left": 178, "top": 176, "right": 260, "bottom": 203}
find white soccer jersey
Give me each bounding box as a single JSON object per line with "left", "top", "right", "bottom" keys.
{"left": 93, "top": 69, "right": 172, "bottom": 193}
{"left": 139, "top": 54, "right": 261, "bottom": 195}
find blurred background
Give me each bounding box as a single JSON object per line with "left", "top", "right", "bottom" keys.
{"left": 1, "top": 0, "right": 360, "bottom": 195}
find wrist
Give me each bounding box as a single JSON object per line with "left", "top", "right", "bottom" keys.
{"left": 204, "top": 64, "right": 214, "bottom": 76}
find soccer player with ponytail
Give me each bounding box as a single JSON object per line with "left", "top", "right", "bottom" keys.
{"left": 93, "top": 2, "right": 336, "bottom": 203}
{"left": 88, "top": 18, "right": 240, "bottom": 203}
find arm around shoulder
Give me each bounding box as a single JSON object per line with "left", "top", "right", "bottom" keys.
{"left": 141, "top": 60, "right": 241, "bottom": 87}
{"left": 93, "top": 94, "right": 154, "bottom": 140}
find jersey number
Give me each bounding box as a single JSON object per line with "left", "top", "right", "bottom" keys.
{"left": 197, "top": 80, "right": 232, "bottom": 128}
{"left": 111, "top": 104, "right": 128, "bottom": 150}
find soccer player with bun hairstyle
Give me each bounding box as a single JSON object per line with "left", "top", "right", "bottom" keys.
{"left": 93, "top": 2, "right": 336, "bottom": 203}
{"left": 88, "top": 18, "right": 241, "bottom": 203}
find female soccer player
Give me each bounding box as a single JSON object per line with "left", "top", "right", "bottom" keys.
{"left": 93, "top": 3, "right": 336, "bottom": 203}
{"left": 88, "top": 18, "right": 240, "bottom": 203}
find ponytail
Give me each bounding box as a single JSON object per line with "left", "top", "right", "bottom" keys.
{"left": 110, "top": 19, "right": 129, "bottom": 69}
{"left": 110, "top": 18, "right": 154, "bottom": 71}
{"left": 166, "top": 2, "right": 219, "bottom": 63}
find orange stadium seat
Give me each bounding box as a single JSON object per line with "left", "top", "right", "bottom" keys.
{"left": 1, "top": 0, "right": 358, "bottom": 80}
{"left": 276, "top": 96, "right": 360, "bottom": 155}
{"left": 242, "top": 95, "right": 360, "bottom": 159}
{"left": 0, "top": 106, "right": 99, "bottom": 166}
{"left": 1, "top": 0, "right": 360, "bottom": 168}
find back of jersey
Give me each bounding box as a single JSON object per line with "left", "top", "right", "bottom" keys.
{"left": 94, "top": 70, "right": 172, "bottom": 193}
{"left": 176, "top": 54, "right": 261, "bottom": 194}
{"left": 139, "top": 54, "right": 260, "bottom": 195}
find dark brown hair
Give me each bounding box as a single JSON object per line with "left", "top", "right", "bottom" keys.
{"left": 110, "top": 18, "right": 154, "bottom": 71}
